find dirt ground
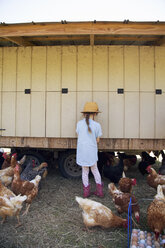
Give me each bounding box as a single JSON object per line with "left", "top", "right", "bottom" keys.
{"left": 0, "top": 159, "right": 160, "bottom": 248}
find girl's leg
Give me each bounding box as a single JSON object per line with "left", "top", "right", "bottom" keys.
{"left": 82, "top": 166, "right": 89, "bottom": 187}
{"left": 90, "top": 163, "right": 102, "bottom": 184}
{"left": 91, "top": 163, "right": 104, "bottom": 197}
{"left": 82, "top": 166, "right": 90, "bottom": 197}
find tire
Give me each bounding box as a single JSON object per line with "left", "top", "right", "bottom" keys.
{"left": 58, "top": 150, "right": 82, "bottom": 179}
{"left": 17, "top": 151, "right": 45, "bottom": 169}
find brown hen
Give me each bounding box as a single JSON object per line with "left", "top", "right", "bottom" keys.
{"left": 11, "top": 164, "right": 41, "bottom": 215}
{"left": 108, "top": 183, "right": 140, "bottom": 223}
{"left": 147, "top": 184, "right": 165, "bottom": 240}
{"left": 76, "top": 196, "right": 127, "bottom": 229}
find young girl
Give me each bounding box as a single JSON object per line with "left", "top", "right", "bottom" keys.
{"left": 76, "top": 102, "right": 103, "bottom": 198}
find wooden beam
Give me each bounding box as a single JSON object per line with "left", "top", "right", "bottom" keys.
{"left": 4, "top": 36, "right": 33, "bottom": 46}
{"left": 0, "top": 22, "right": 165, "bottom": 38}
{"left": 0, "top": 136, "right": 165, "bottom": 151}
{"left": 155, "top": 36, "right": 165, "bottom": 46}
{"left": 90, "top": 34, "right": 94, "bottom": 45}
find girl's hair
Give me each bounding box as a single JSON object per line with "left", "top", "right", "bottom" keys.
{"left": 84, "top": 112, "right": 97, "bottom": 133}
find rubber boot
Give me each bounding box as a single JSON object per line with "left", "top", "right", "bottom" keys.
{"left": 94, "top": 183, "right": 104, "bottom": 197}
{"left": 83, "top": 184, "right": 90, "bottom": 198}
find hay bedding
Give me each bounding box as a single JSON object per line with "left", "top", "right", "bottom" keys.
{"left": 0, "top": 161, "right": 159, "bottom": 248}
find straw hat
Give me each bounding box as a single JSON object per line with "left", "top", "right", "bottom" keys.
{"left": 81, "top": 102, "right": 101, "bottom": 113}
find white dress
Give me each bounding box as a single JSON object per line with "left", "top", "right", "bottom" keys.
{"left": 76, "top": 118, "right": 102, "bottom": 166}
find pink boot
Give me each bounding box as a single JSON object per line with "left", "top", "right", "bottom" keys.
{"left": 83, "top": 184, "right": 91, "bottom": 198}
{"left": 94, "top": 183, "right": 104, "bottom": 197}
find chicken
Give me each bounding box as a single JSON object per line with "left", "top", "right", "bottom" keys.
{"left": 0, "top": 180, "right": 15, "bottom": 198}
{"left": 11, "top": 164, "right": 41, "bottom": 215}
{"left": 0, "top": 154, "right": 18, "bottom": 186}
{"left": 75, "top": 196, "right": 127, "bottom": 229}
{"left": 117, "top": 152, "right": 137, "bottom": 172}
{"left": 1, "top": 152, "right": 11, "bottom": 169}
{"left": 101, "top": 153, "right": 124, "bottom": 183}
{"left": 158, "top": 150, "right": 165, "bottom": 175}
{"left": 147, "top": 185, "right": 165, "bottom": 240}
{"left": 146, "top": 166, "right": 165, "bottom": 190}
{"left": 138, "top": 151, "right": 156, "bottom": 175}
{"left": 108, "top": 183, "right": 140, "bottom": 223}
{"left": 0, "top": 194, "right": 27, "bottom": 227}
{"left": 118, "top": 172, "right": 137, "bottom": 193}
{"left": 21, "top": 161, "right": 48, "bottom": 181}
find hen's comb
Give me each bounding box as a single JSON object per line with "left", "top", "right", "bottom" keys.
{"left": 132, "top": 178, "right": 137, "bottom": 185}
{"left": 12, "top": 153, "right": 17, "bottom": 158}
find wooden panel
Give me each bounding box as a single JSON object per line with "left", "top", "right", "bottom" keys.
{"left": 109, "top": 46, "right": 124, "bottom": 91}
{"left": 109, "top": 92, "right": 124, "bottom": 138}
{"left": 155, "top": 47, "right": 165, "bottom": 91}
{"left": 2, "top": 92, "right": 16, "bottom": 136}
{"left": 62, "top": 46, "right": 76, "bottom": 91}
{"left": 0, "top": 48, "right": 2, "bottom": 91}
{"left": 77, "top": 91, "right": 92, "bottom": 122}
{"left": 17, "top": 47, "right": 31, "bottom": 91}
{"left": 61, "top": 92, "right": 76, "bottom": 137}
{"left": 3, "top": 47, "right": 17, "bottom": 91}
{"left": 93, "top": 92, "right": 108, "bottom": 138}
{"left": 140, "top": 47, "right": 154, "bottom": 91}
{"left": 1, "top": 22, "right": 165, "bottom": 37}
{"left": 124, "top": 46, "right": 139, "bottom": 91}
{"left": 16, "top": 92, "right": 30, "bottom": 136}
{"left": 93, "top": 46, "right": 108, "bottom": 91}
{"left": 140, "top": 93, "right": 155, "bottom": 138}
{"left": 31, "top": 47, "right": 46, "bottom": 91}
{"left": 47, "top": 46, "right": 61, "bottom": 91}
{"left": 46, "top": 92, "right": 61, "bottom": 137}
{"left": 155, "top": 94, "right": 165, "bottom": 138}
{"left": 77, "top": 46, "right": 92, "bottom": 91}
{"left": 31, "top": 92, "right": 45, "bottom": 137}
{"left": 125, "top": 92, "right": 139, "bottom": 138}
{"left": 0, "top": 94, "right": 1, "bottom": 136}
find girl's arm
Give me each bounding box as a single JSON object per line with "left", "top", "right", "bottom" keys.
{"left": 96, "top": 137, "right": 100, "bottom": 143}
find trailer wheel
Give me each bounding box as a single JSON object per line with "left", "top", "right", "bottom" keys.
{"left": 17, "top": 151, "right": 45, "bottom": 169}
{"left": 58, "top": 150, "right": 82, "bottom": 179}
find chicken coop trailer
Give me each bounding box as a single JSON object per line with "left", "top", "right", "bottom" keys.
{"left": 0, "top": 21, "right": 165, "bottom": 178}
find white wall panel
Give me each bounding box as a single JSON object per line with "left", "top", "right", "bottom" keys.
{"left": 47, "top": 47, "right": 61, "bottom": 91}
{"left": 140, "top": 93, "right": 155, "bottom": 138}
{"left": 124, "top": 46, "right": 139, "bottom": 91}
{"left": 0, "top": 94, "right": 1, "bottom": 136}
{"left": 32, "top": 47, "right": 46, "bottom": 91}
{"left": 46, "top": 92, "right": 61, "bottom": 137}
{"left": 31, "top": 92, "right": 45, "bottom": 137}
{"left": 93, "top": 92, "right": 108, "bottom": 138}
{"left": 155, "top": 47, "right": 165, "bottom": 91}
{"left": 140, "top": 47, "right": 154, "bottom": 92}
{"left": 61, "top": 92, "right": 76, "bottom": 137}
{"left": 109, "top": 46, "right": 124, "bottom": 91}
{"left": 16, "top": 92, "right": 30, "bottom": 136}
{"left": 77, "top": 46, "right": 92, "bottom": 91}
{"left": 155, "top": 95, "right": 165, "bottom": 138}
{"left": 0, "top": 49, "right": 2, "bottom": 136}
{"left": 2, "top": 92, "right": 16, "bottom": 136}
{"left": 93, "top": 46, "right": 108, "bottom": 91}
{"left": 62, "top": 46, "right": 76, "bottom": 91}
{"left": 109, "top": 92, "right": 124, "bottom": 138}
{"left": 0, "top": 48, "right": 2, "bottom": 91}
{"left": 17, "top": 47, "right": 31, "bottom": 91}
{"left": 3, "top": 47, "right": 17, "bottom": 91}
{"left": 125, "top": 92, "right": 139, "bottom": 138}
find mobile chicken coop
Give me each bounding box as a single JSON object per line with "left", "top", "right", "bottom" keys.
{"left": 0, "top": 21, "right": 165, "bottom": 178}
